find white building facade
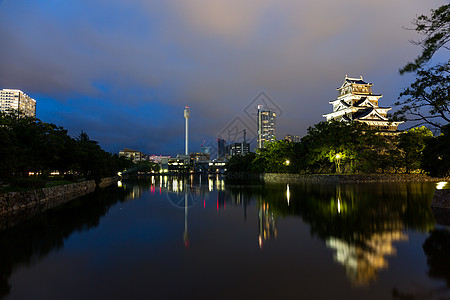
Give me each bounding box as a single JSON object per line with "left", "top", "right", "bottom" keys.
{"left": 0, "top": 89, "right": 36, "bottom": 117}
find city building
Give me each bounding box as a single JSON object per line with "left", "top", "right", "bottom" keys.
{"left": 208, "top": 161, "right": 227, "bottom": 174}
{"left": 323, "top": 76, "right": 402, "bottom": 134}
{"left": 190, "top": 152, "right": 210, "bottom": 162}
{"left": 284, "top": 134, "right": 300, "bottom": 143}
{"left": 160, "top": 157, "right": 169, "bottom": 173}
{"left": 169, "top": 155, "right": 191, "bottom": 173}
{"left": 217, "top": 138, "right": 226, "bottom": 161}
{"left": 257, "top": 105, "right": 276, "bottom": 148}
{"left": 226, "top": 142, "right": 250, "bottom": 156}
{"left": 119, "top": 148, "right": 143, "bottom": 163}
{"left": 0, "top": 89, "right": 36, "bottom": 117}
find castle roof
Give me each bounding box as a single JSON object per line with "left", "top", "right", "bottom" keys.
{"left": 352, "top": 107, "right": 388, "bottom": 121}
{"left": 345, "top": 77, "right": 367, "bottom": 85}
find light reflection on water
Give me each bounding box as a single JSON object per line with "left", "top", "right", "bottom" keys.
{"left": 0, "top": 175, "right": 449, "bottom": 299}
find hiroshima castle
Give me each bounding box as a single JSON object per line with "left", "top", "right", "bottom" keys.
{"left": 323, "top": 76, "right": 402, "bottom": 134}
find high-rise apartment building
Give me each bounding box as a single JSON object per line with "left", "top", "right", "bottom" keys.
{"left": 257, "top": 105, "right": 276, "bottom": 149}
{"left": 0, "top": 89, "right": 36, "bottom": 117}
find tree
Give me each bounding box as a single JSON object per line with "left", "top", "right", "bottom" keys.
{"left": 395, "top": 4, "right": 450, "bottom": 130}
{"left": 421, "top": 124, "right": 450, "bottom": 177}
{"left": 400, "top": 4, "right": 450, "bottom": 73}
{"left": 0, "top": 114, "right": 19, "bottom": 181}
{"left": 253, "top": 140, "right": 294, "bottom": 173}
{"left": 0, "top": 111, "right": 130, "bottom": 184}
{"left": 226, "top": 152, "right": 256, "bottom": 173}
{"left": 395, "top": 64, "right": 450, "bottom": 129}
{"left": 301, "top": 121, "right": 381, "bottom": 174}
{"left": 398, "top": 126, "right": 433, "bottom": 173}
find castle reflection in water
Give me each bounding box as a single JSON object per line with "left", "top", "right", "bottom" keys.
{"left": 117, "top": 175, "right": 436, "bottom": 286}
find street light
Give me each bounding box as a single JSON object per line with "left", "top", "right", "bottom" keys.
{"left": 335, "top": 153, "right": 341, "bottom": 173}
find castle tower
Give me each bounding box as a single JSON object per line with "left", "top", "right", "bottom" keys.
{"left": 323, "top": 76, "right": 402, "bottom": 134}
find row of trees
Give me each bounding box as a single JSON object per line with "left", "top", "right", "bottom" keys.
{"left": 227, "top": 121, "right": 449, "bottom": 177}
{"left": 0, "top": 112, "right": 133, "bottom": 185}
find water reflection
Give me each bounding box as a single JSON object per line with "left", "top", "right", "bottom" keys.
{"left": 258, "top": 201, "right": 277, "bottom": 248}
{"left": 325, "top": 185, "right": 410, "bottom": 286}
{"left": 0, "top": 186, "right": 133, "bottom": 299}
{"left": 122, "top": 175, "right": 226, "bottom": 248}
{"left": 327, "top": 232, "right": 408, "bottom": 286}
{"left": 224, "top": 181, "right": 436, "bottom": 284}
{"left": 392, "top": 227, "right": 450, "bottom": 299}
{"left": 0, "top": 176, "right": 444, "bottom": 299}
{"left": 120, "top": 176, "right": 437, "bottom": 286}
{"left": 423, "top": 228, "right": 450, "bottom": 286}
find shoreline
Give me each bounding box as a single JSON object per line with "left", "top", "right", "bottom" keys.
{"left": 226, "top": 172, "right": 449, "bottom": 184}
{"left": 0, "top": 176, "right": 119, "bottom": 231}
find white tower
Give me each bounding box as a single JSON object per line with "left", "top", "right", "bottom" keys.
{"left": 184, "top": 106, "right": 190, "bottom": 155}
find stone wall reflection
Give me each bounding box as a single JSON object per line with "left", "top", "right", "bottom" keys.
{"left": 226, "top": 181, "right": 436, "bottom": 285}
{"left": 0, "top": 185, "right": 133, "bottom": 299}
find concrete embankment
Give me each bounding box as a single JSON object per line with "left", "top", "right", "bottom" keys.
{"left": 0, "top": 176, "right": 119, "bottom": 229}
{"left": 261, "top": 173, "right": 448, "bottom": 183}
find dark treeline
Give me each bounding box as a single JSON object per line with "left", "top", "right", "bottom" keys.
{"left": 0, "top": 111, "right": 133, "bottom": 186}
{"left": 227, "top": 121, "right": 450, "bottom": 177}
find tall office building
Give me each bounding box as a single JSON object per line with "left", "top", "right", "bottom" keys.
{"left": 0, "top": 89, "right": 36, "bottom": 117}
{"left": 257, "top": 105, "right": 276, "bottom": 149}
{"left": 217, "top": 138, "right": 226, "bottom": 161}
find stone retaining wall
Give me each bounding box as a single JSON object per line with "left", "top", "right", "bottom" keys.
{"left": 0, "top": 176, "right": 120, "bottom": 231}
{"left": 98, "top": 176, "right": 120, "bottom": 188}
{"left": 0, "top": 180, "right": 96, "bottom": 218}
{"left": 262, "top": 173, "right": 448, "bottom": 184}
{"left": 0, "top": 176, "right": 119, "bottom": 218}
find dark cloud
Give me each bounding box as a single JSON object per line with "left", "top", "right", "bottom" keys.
{"left": 0, "top": 0, "right": 447, "bottom": 155}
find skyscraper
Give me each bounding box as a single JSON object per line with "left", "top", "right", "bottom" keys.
{"left": 257, "top": 105, "right": 276, "bottom": 149}
{"left": 217, "top": 138, "right": 226, "bottom": 161}
{"left": 0, "top": 89, "right": 36, "bottom": 117}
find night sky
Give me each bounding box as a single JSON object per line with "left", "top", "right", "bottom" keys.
{"left": 0, "top": 0, "right": 446, "bottom": 156}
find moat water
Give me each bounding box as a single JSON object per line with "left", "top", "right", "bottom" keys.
{"left": 1, "top": 175, "right": 449, "bottom": 299}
